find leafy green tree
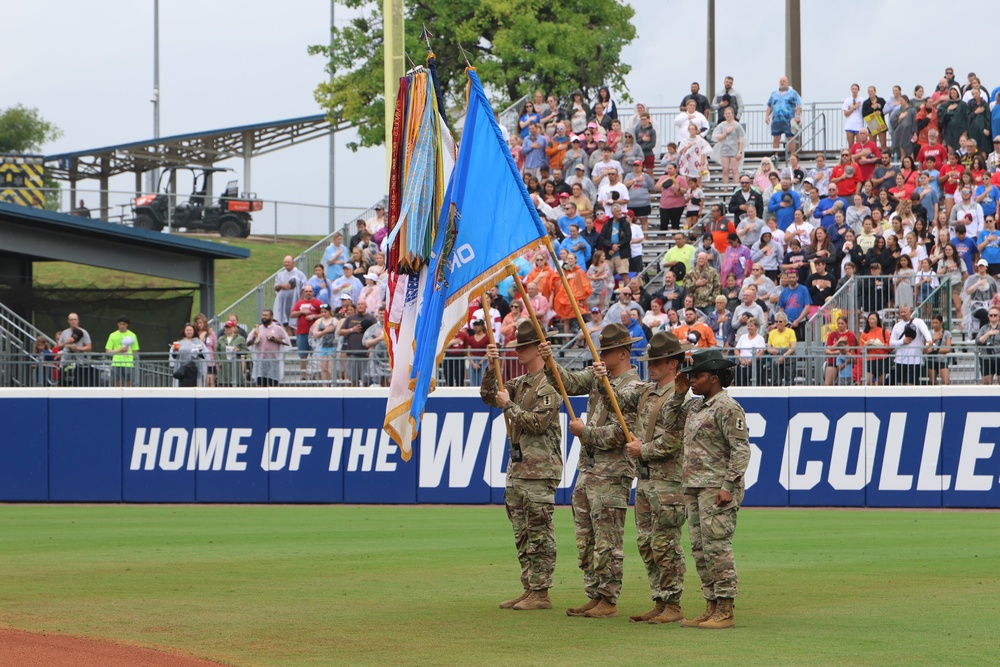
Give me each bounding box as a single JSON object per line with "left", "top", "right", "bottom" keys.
{"left": 0, "top": 105, "right": 62, "bottom": 153}
{"left": 309, "top": 0, "right": 636, "bottom": 150}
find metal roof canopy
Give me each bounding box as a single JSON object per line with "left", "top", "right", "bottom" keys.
{"left": 0, "top": 201, "right": 249, "bottom": 318}
{"left": 44, "top": 114, "right": 344, "bottom": 219}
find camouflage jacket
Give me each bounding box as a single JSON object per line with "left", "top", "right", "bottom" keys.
{"left": 481, "top": 364, "right": 563, "bottom": 480}
{"left": 546, "top": 363, "right": 641, "bottom": 478}
{"left": 684, "top": 264, "right": 721, "bottom": 308}
{"left": 607, "top": 380, "right": 685, "bottom": 483}
{"left": 679, "top": 389, "right": 750, "bottom": 492}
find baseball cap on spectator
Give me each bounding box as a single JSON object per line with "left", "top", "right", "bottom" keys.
{"left": 574, "top": 164, "right": 585, "bottom": 171}
{"left": 590, "top": 307, "right": 600, "bottom": 314}
{"left": 803, "top": 177, "right": 815, "bottom": 186}
{"left": 375, "top": 205, "right": 384, "bottom": 211}
{"left": 318, "top": 304, "right": 331, "bottom": 311}
{"left": 994, "top": 137, "right": 1000, "bottom": 143}
{"left": 597, "top": 134, "right": 607, "bottom": 143}
{"left": 570, "top": 136, "right": 580, "bottom": 143}
{"left": 364, "top": 273, "right": 379, "bottom": 281}
{"left": 340, "top": 294, "right": 353, "bottom": 301}
{"left": 587, "top": 122, "right": 598, "bottom": 129}
{"left": 633, "top": 159, "right": 643, "bottom": 165}
{"left": 225, "top": 316, "right": 239, "bottom": 326}
{"left": 978, "top": 258, "right": 989, "bottom": 267}
{"left": 343, "top": 262, "right": 355, "bottom": 270}
{"left": 558, "top": 192, "right": 571, "bottom": 200}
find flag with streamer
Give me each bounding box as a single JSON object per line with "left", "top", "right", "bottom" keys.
{"left": 408, "top": 69, "right": 549, "bottom": 428}
{"left": 383, "top": 60, "right": 455, "bottom": 460}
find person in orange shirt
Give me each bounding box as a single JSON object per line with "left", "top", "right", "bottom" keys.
{"left": 672, "top": 307, "right": 717, "bottom": 348}
{"left": 545, "top": 123, "right": 571, "bottom": 172}
{"left": 706, "top": 204, "right": 737, "bottom": 253}
{"left": 525, "top": 252, "right": 556, "bottom": 299}
{"left": 550, "top": 255, "right": 593, "bottom": 333}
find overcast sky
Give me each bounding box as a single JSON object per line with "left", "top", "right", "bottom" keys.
{"left": 4, "top": 0, "right": 994, "bottom": 233}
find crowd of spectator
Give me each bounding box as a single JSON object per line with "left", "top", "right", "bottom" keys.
{"left": 35, "top": 70, "right": 1000, "bottom": 387}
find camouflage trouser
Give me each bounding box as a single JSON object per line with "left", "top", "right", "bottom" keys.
{"left": 684, "top": 486, "right": 744, "bottom": 600}
{"left": 505, "top": 477, "right": 559, "bottom": 591}
{"left": 634, "top": 480, "right": 686, "bottom": 604}
{"left": 571, "top": 472, "right": 631, "bottom": 603}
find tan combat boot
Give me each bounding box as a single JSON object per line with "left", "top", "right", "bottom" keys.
{"left": 566, "top": 598, "right": 600, "bottom": 617}
{"left": 499, "top": 590, "right": 529, "bottom": 609}
{"left": 647, "top": 603, "right": 684, "bottom": 624}
{"left": 680, "top": 599, "right": 716, "bottom": 628}
{"left": 513, "top": 589, "right": 552, "bottom": 610}
{"left": 698, "top": 597, "right": 735, "bottom": 629}
{"left": 629, "top": 600, "right": 666, "bottom": 622}
{"left": 583, "top": 598, "right": 618, "bottom": 618}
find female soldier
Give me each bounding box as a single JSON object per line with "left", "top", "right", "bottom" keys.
{"left": 675, "top": 348, "right": 750, "bottom": 630}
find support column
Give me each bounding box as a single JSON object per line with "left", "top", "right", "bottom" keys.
{"left": 383, "top": 0, "right": 404, "bottom": 182}
{"left": 785, "top": 0, "right": 802, "bottom": 96}
{"left": 69, "top": 158, "right": 78, "bottom": 214}
{"left": 243, "top": 130, "right": 254, "bottom": 195}
{"left": 199, "top": 259, "right": 216, "bottom": 320}
{"left": 99, "top": 155, "right": 110, "bottom": 220}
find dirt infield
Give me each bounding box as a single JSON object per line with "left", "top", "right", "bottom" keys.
{"left": 0, "top": 628, "right": 231, "bottom": 667}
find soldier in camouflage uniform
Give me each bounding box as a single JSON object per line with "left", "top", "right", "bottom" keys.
{"left": 481, "top": 320, "right": 563, "bottom": 611}
{"left": 602, "top": 331, "right": 692, "bottom": 624}
{"left": 539, "top": 323, "right": 642, "bottom": 619}
{"left": 684, "top": 251, "right": 721, "bottom": 310}
{"left": 675, "top": 348, "right": 750, "bottom": 630}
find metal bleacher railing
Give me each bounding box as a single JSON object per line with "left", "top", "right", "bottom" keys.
{"left": 211, "top": 196, "right": 389, "bottom": 330}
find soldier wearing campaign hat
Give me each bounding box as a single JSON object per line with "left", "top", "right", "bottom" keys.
{"left": 600, "top": 331, "right": 693, "bottom": 624}
{"left": 482, "top": 320, "right": 562, "bottom": 611}
{"left": 539, "top": 323, "right": 642, "bottom": 619}
{"left": 673, "top": 348, "right": 750, "bottom": 629}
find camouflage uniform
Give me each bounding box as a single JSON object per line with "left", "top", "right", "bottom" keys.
{"left": 548, "top": 363, "right": 641, "bottom": 604}
{"left": 481, "top": 364, "right": 563, "bottom": 592}
{"left": 607, "top": 380, "right": 687, "bottom": 605}
{"left": 684, "top": 264, "right": 721, "bottom": 309}
{"left": 680, "top": 389, "right": 750, "bottom": 600}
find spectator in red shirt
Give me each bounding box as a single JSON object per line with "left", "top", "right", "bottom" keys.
{"left": 706, "top": 204, "right": 737, "bottom": 253}
{"left": 290, "top": 286, "right": 323, "bottom": 379}
{"left": 850, "top": 128, "right": 881, "bottom": 182}
{"left": 830, "top": 150, "right": 859, "bottom": 199}
{"left": 916, "top": 129, "right": 948, "bottom": 169}
{"left": 939, "top": 150, "right": 965, "bottom": 219}
{"left": 824, "top": 315, "right": 858, "bottom": 386}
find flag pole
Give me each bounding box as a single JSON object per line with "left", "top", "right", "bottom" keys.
{"left": 509, "top": 266, "right": 577, "bottom": 420}
{"left": 481, "top": 293, "right": 512, "bottom": 440}
{"left": 541, "top": 237, "right": 633, "bottom": 441}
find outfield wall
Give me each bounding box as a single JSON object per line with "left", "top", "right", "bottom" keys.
{"left": 2, "top": 387, "right": 998, "bottom": 508}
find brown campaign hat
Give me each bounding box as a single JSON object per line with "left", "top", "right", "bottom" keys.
{"left": 639, "top": 331, "right": 692, "bottom": 361}
{"left": 597, "top": 323, "right": 642, "bottom": 352}
{"left": 509, "top": 320, "right": 542, "bottom": 348}
{"left": 682, "top": 348, "right": 736, "bottom": 374}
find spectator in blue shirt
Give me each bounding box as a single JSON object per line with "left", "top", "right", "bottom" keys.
{"left": 778, "top": 269, "right": 812, "bottom": 339}
{"left": 974, "top": 181, "right": 1000, "bottom": 219}
{"left": 768, "top": 176, "right": 801, "bottom": 231}
{"left": 563, "top": 222, "right": 592, "bottom": 268}
{"left": 812, "top": 183, "right": 849, "bottom": 231}
{"left": 952, "top": 223, "right": 980, "bottom": 275}
{"left": 977, "top": 215, "right": 1000, "bottom": 272}
{"left": 521, "top": 123, "right": 548, "bottom": 177}
{"left": 557, "top": 201, "right": 585, "bottom": 237}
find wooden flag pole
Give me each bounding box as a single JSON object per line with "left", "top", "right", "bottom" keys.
{"left": 480, "top": 293, "right": 512, "bottom": 439}
{"left": 508, "top": 266, "right": 577, "bottom": 420}
{"left": 541, "top": 237, "right": 633, "bottom": 442}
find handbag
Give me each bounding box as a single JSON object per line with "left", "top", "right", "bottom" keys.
{"left": 173, "top": 360, "right": 197, "bottom": 380}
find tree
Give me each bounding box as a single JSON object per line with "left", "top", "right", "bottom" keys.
{"left": 0, "top": 105, "right": 62, "bottom": 154}
{"left": 309, "top": 0, "right": 636, "bottom": 150}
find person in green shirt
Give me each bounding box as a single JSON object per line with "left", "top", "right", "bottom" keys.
{"left": 105, "top": 315, "right": 139, "bottom": 387}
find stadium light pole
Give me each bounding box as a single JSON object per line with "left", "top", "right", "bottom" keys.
{"left": 328, "top": 0, "right": 336, "bottom": 234}
{"left": 706, "top": 0, "right": 715, "bottom": 117}
{"left": 147, "top": 0, "right": 160, "bottom": 194}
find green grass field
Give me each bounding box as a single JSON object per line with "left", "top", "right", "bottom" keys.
{"left": 33, "top": 236, "right": 322, "bottom": 319}
{"left": 0, "top": 505, "right": 997, "bottom": 667}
